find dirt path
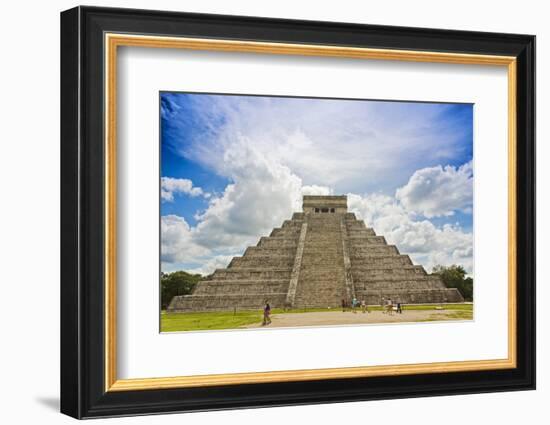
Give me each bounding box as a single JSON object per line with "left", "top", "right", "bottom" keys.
{"left": 245, "top": 309, "right": 468, "bottom": 329}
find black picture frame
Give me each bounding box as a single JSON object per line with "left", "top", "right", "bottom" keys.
{"left": 60, "top": 5, "right": 535, "bottom": 419}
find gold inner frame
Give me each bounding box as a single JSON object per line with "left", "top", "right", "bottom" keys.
{"left": 104, "top": 33, "right": 517, "bottom": 392}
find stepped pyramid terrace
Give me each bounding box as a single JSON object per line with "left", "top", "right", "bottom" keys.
{"left": 168, "top": 196, "right": 464, "bottom": 312}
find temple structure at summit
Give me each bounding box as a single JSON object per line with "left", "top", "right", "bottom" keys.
{"left": 168, "top": 195, "right": 464, "bottom": 312}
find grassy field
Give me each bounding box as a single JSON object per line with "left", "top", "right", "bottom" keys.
{"left": 161, "top": 303, "right": 473, "bottom": 332}
{"left": 161, "top": 310, "right": 263, "bottom": 332}
{"left": 424, "top": 309, "right": 473, "bottom": 321}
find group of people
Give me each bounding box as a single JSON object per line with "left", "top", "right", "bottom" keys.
{"left": 261, "top": 297, "right": 405, "bottom": 325}
{"left": 342, "top": 298, "right": 370, "bottom": 313}
{"left": 381, "top": 298, "right": 403, "bottom": 315}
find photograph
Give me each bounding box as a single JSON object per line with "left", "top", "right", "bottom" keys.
{"left": 56, "top": 4, "right": 536, "bottom": 419}
{"left": 160, "top": 92, "right": 474, "bottom": 332}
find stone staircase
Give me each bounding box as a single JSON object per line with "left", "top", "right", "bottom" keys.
{"left": 293, "top": 214, "right": 346, "bottom": 308}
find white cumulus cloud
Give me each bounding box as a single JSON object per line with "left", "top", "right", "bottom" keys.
{"left": 185, "top": 255, "right": 234, "bottom": 276}
{"left": 160, "top": 215, "right": 209, "bottom": 264}
{"left": 192, "top": 137, "right": 303, "bottom": 250}
{"left": 161, "top": 177, "right": 206, "bottom": 202}
{"left": 301, "top": 185, "right": 334, "bottom": 196}
{"left": 395, "top": 161, "right": 473, "bottom": 218}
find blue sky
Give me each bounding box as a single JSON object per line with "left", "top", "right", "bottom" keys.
{"left": 160, "top": 92, "right": 473, "bottom": 275}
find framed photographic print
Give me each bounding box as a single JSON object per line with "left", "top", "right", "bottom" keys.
{"left": 60, "top": 6, "right": 535, "bottom": 419}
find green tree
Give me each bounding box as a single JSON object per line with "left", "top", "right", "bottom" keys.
{"left": 161, "top": 271, "right": 202, "bottom": 310}
{"left": 431, "top": 264, "right": 473, "bottom": 301}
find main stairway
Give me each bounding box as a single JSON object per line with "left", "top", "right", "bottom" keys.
{"left": 293, "top": 214, "right": 347, "bottom": 308}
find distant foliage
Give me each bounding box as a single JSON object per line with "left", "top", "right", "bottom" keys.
{"left": 432, "top": 264, "right": 473, "bottom": 301}
{"left": 161, "top": 271, "right": 202, "bottom": 309}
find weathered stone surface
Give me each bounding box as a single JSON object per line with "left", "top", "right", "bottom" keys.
{"left": 168, "top": 196, "right": 464, "bottom": 312}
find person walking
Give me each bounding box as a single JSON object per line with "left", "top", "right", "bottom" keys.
{"left": 361, "top": 299, "right": 367, "bottom": 313}
{"left": 341, "top": 298, "right": 346, "bottom": 312}
{"left": 262, "top": 301, "right": 272, "bottom": 326}
{"left": 390, "top": 299, "right": 395, "bottom": 315}
{"left": 352, "top": 297, "right": 358, "bottom": 313}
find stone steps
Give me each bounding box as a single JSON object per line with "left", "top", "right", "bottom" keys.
{"left": 302, "top": 250, "right": 340, "bottom": 254}
{"left": 301, "top": 261, "right": 343, "bottom": 267}
{"left": 354, "top": 288, "right": 464, "bottom": 305}
{"left": 353, "top": 275, "right": 443, "bottom": 283}
{"left": 302, "top": 247, "right": 342, "bottom": 252}
{"left": 300, "top": 262, "right": 344, "bottom": 270}
{"left": 244, "top": 246, "right": 297, "bottom": 257}
{"left": 350, "top": 259, "right": 413, "bottom": 267}
{"left": 270, "top": 228, "right": 302, "bottom": 237}
{"left": 346, "top": 225, "right": 370, "bottom": 231}
{"left": 306, "top": 227, "right": 342, "bottom": 232}
{"left": 303, "top": 238, "right": 341, "bottom": 243}
{"left": 196, "top": 279, "right": 288, "bottom": 285}
{"left": 350, "top": 252, "right": 413, "bottom": 265}
{"left": 295, "top": 284, "right": 345, "bottom": 291}
{"left": 348, "top": 226, "right": 376, "bottom": 231}
{"left": 350, "top": 255, "right": 414, "bottom": 267}
{"left": 350, "top": 246, "right": 400, "bottom": 256}
{"left": 228, "top": 257, "right": 295, "bottom": 268}
{"left": 168, "top": 293, "right": 287, "bottom": 312}
{"left": 211, "top": 268, "right": 293, "bottom": 280}
{"left": 293, "top": 214, "right": 346, "bottom": 308}
{"left": 351, "top": 266, "right": 427, "bottom": 280}
{"left": 354, "top": 279, "right": 446, "bottom": 291}
{"left": 257, "top": 237, "right": 298, "bottom": 248}
{"left": 194, "top": 280, "right": 290, "bottom": 295}
{"left": 281, "top": 222, "right": 304, "bottom": 229}
{"left": 347, "top": 236, "right": 386, "bottom": 245}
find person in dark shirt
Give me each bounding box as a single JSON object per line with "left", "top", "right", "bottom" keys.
{"left": 262, "top": 301, "right": 272, "bottom": 325}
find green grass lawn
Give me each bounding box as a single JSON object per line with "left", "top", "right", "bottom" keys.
{"left": 161, "top": 303, "right": 473, "bottom": 332}
{"left": 399, "top": 303, "right": 473, "bottom": 311}
{"left": 420, "top": 310, "right": 474, "bottom": 322}
{"left": 161, "top": 310, "right": 263, "bottom": 332}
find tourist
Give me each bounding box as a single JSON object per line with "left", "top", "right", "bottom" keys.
{"left": 341, "top": 298, "right": 346, "bottom": 312}
{"left": 397, "top": 302, "right": 402, "bottom": 314}
{"left": 262, "top": 301, "right": 272, "bottom": 325}
{"left": 386, "top": 298, "right": 393, "bottom": 315}
{"left": 352, "top": 297, "right": 358, "bottom": 313}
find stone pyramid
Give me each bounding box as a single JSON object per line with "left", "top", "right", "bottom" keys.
{"left": 168, "top": 196, "right": 464, "bottom": 312}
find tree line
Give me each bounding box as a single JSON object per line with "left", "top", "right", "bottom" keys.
{"left": 431, "top": 264, "right": 473, "bottom": 301}
{"left": 161, "top": 271, "right": 202, "bottom": 310}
